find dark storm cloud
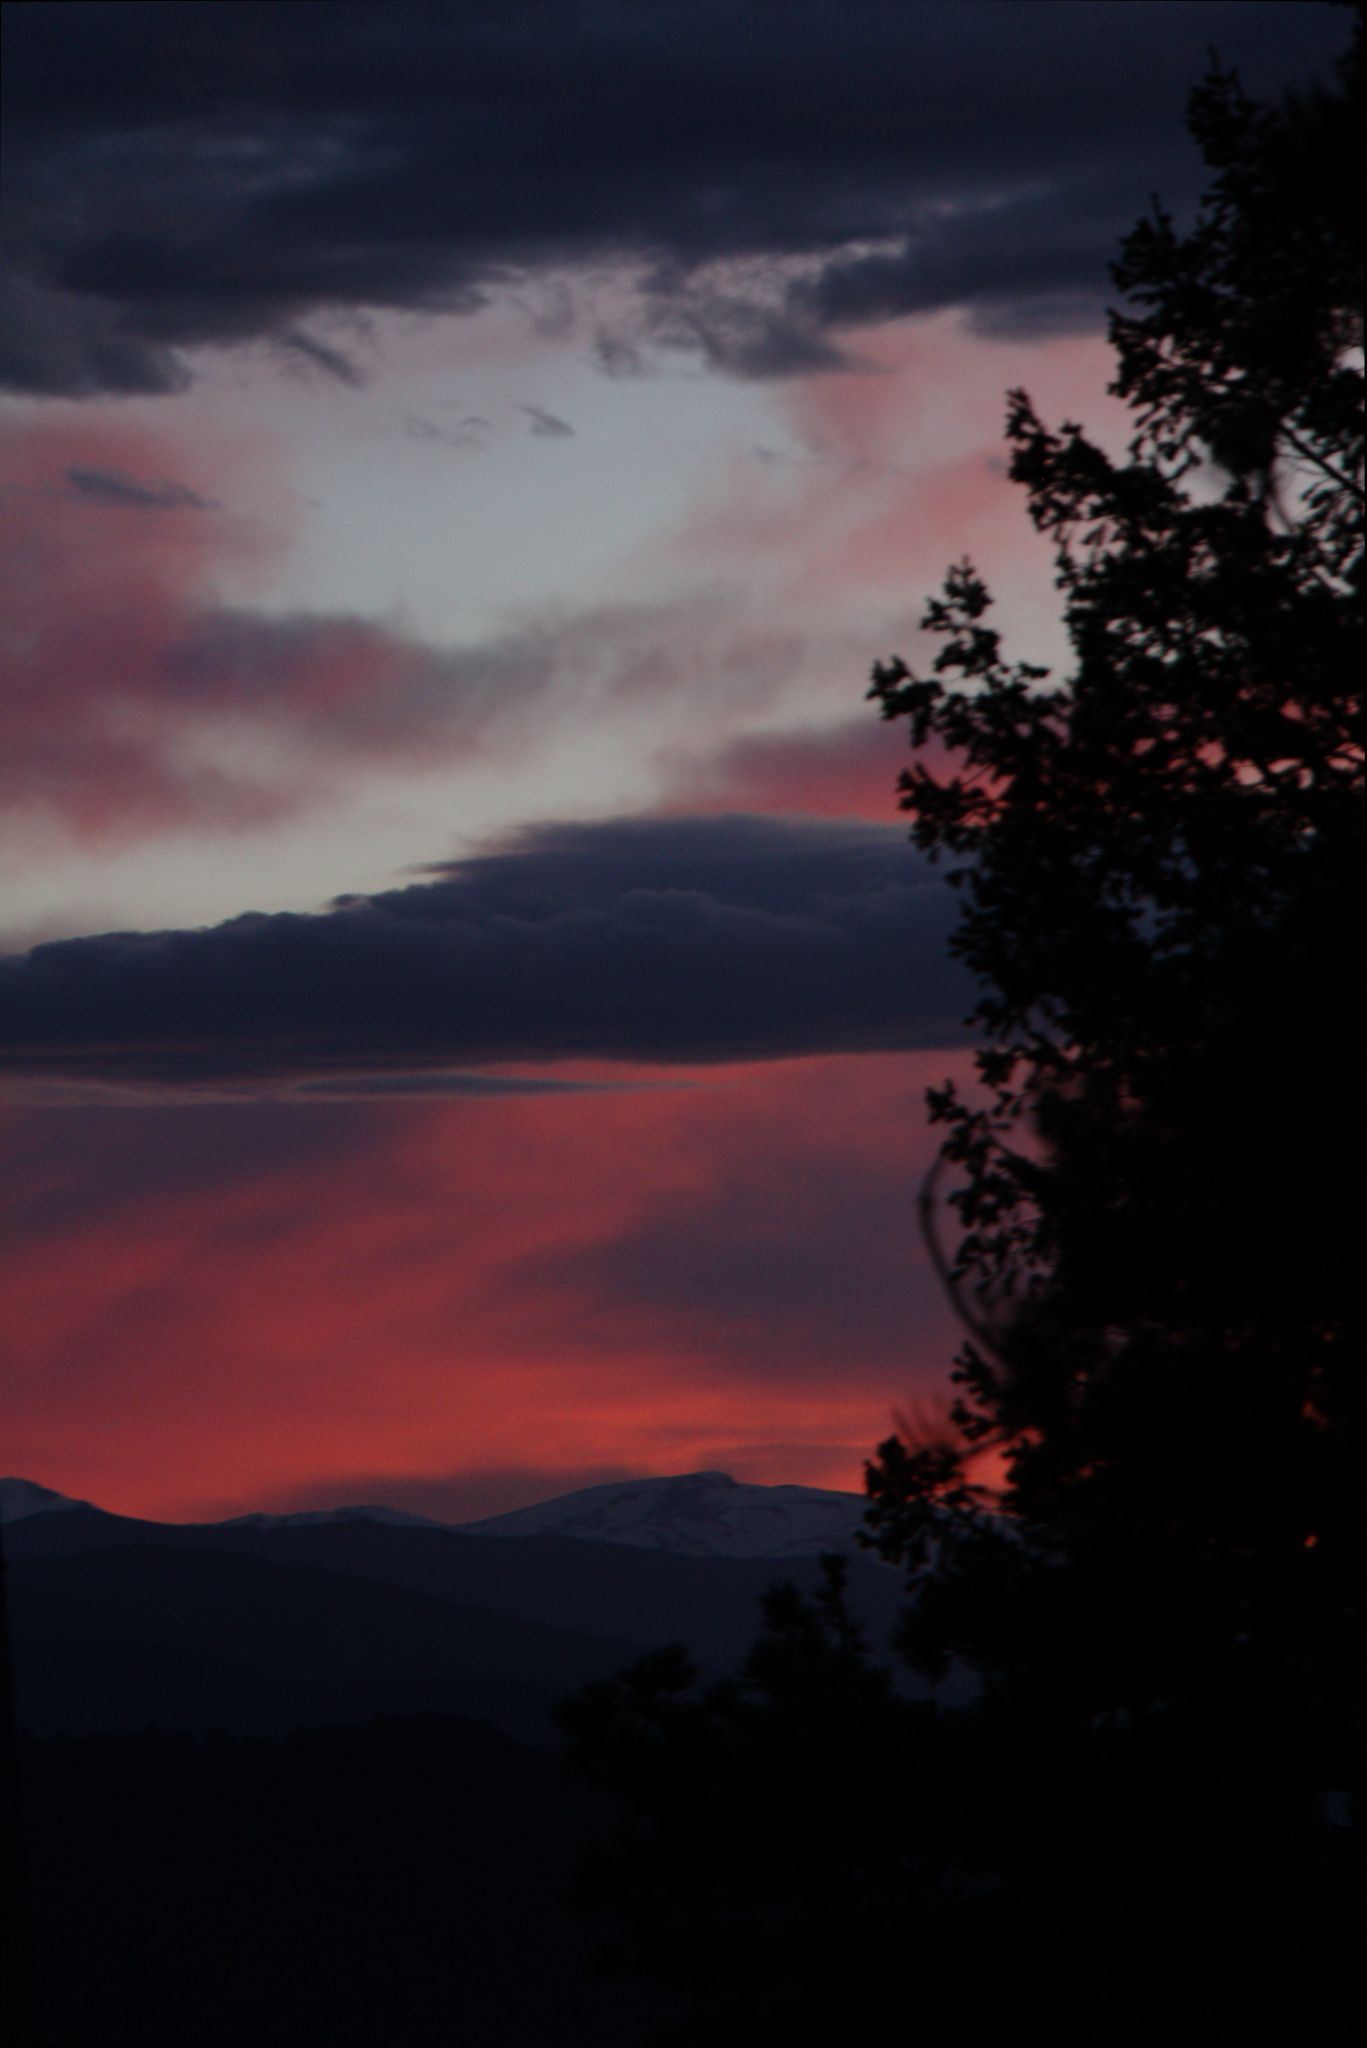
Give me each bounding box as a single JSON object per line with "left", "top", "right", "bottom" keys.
{"left": 0, "top": 814, "right": 973, "bottom": 1084}
{"left": 645, "top": 288, "right": 854, "bottom": 380}
{"left": 1, "top": 2, "right": 1342, "bottom": 394}
{"left": 791, "top": 179, "right": 1135, "bottom": 341}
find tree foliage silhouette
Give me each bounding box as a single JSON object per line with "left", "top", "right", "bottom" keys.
{"left": 557, "top": 1558, "right": 922, "bottom": 2038}
{"left": 560, "top": 19, "right": 1363, "bottom": 2038}
{"left": 864, "top": 14, "right": 1363, "bottom": 1802}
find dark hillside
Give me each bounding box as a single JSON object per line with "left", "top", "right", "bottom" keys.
{"left": 21, "top": 1717, "right": 668, "bottom": 2048}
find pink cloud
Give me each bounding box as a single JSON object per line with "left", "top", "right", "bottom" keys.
{"left": 0, "top": 1051, "right": 972, "bottom": 1521}
{"left": 785, "top": 319, "right": 1121, "bottom": 469}
{"left": 0, "top": 410, "right": 569, "bottom": 851}
{"left": 0, "top": 406, "right": 887, "bottom": 856}
{"left": 656, "top": 315, "right": 1126, "bottom": 628}
{"left": 0, "top": 413, "right": 295, "bottom": 845}
{"left": 656, "top": 716, "right": 922, "bottom": 823}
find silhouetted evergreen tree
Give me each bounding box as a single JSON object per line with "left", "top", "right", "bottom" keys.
{"left": 864, "top": 12, "right": 1363, "bottom": 1824}
{"left": 560, "top": 20, "right": 1363, "bottom": 2040}
{"left": 557, "top": 1559, "right": 948, "bottom": 2042}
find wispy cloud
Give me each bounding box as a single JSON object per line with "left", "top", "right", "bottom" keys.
{"left": 63, "top": 466, "right": 217, "bottom": 512}
{"left": 520, "top": 403, "right": 575, "bottom": 439}
{"left": 5, "top": 416, "right": 879, "bottom": 848}
{"left": 276, "top": 329, "right": 366, "bottom": 387}
{"left": 403, "top": 412, "right": 491, "bottom": 450}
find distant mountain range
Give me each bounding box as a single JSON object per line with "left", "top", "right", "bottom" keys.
{"left": 0, "top": 1475, "right": 95, "bottom": 1520}
{"left": 220, "top": 1502, "right": 448, "bottom": 1531}
{"left": 2, "top": 1471, "right": 933, "bottom": 1745}
{"left": 4, "top": 1467, "right": 869, "bottom": 1556}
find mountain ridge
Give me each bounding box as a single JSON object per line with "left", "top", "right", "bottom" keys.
{"left": 2, "top": 1468, "right": 871, "bottom": 1559}
{"left": 3, "top": 1482, "right": 922, "bottom": 1744}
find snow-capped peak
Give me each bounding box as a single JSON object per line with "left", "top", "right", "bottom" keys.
{"left": 458, "top": 1469, "right": 869, "bottom": 1559}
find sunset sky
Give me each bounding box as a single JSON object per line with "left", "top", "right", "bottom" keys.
{"left": 0, "top": 1, "right": 1343, "bottom": 1522}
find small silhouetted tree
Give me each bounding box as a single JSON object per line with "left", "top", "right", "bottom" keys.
{"left": 866, "top": 10, "right": 1363, "bottom": 1814}
{"left": 558, "top": 1559, "right": 969, "bottom": 2042}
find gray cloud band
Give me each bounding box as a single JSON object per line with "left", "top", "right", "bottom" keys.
{"left": 0, "top": 815, "right": 974, "bottom": 1083}
{"left": 1, "top": 2, "right": 1341, "bottom": 394}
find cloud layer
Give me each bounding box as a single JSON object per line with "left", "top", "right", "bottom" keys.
{"left": 2, "top": 2, "right": 1342, "bottom": 393}
{"left": 0, "top": 813, "right": 972, "bottom": 1084}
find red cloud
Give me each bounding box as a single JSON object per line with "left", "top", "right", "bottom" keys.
{"left": 0, "top": 1052, "right": 971, "bottom": 1522}
{"left": 657, "top": 316, "right": 1125, "bottom": 622}
{"left": 787, "top": 319, "right": 1119, "bottom": 468}
{"left": 656, "top": 716, "right": 924, "bottom": 823}
{"left": 0, "top": 413, "right": 290, "bottom": 845}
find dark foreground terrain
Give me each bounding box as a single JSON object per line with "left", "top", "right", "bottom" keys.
{"left": 4, "top": 1500, "right": 1359, "bottom": 2046}
{"left": 15, "top": 1693, "right": 1360, "bottom": 2048}
{"left": 17, "top": 1714, "right": 672, "bottom": 2048}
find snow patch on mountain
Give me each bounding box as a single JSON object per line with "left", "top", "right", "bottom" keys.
{"left": 458, "top": 1470, "right": 869, "bottom": 1559}
{"left": 4, "top": 1471, "right": 876, "bottom": 1559}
